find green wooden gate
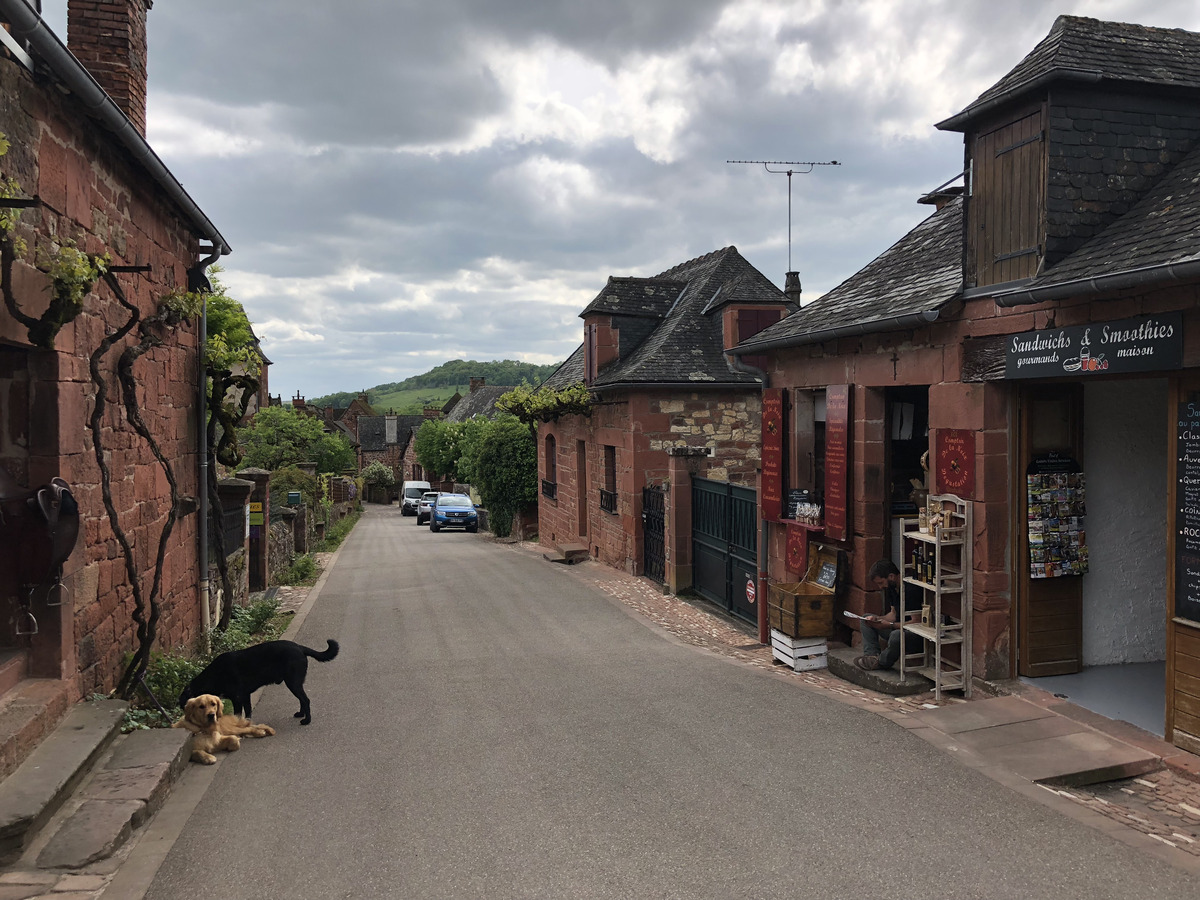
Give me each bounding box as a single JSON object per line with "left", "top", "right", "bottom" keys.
{"left": 692, "top": 478, "right": 758, "bottom": 622}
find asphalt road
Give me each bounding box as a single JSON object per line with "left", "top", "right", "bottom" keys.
{"left": 142, "top": 506, "right": 1196, "bottom": 899}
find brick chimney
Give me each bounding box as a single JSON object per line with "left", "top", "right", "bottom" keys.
{"left": 68, "top": 0, "right": 152, "bottom": 136}
{"left": 469, "top": 377, "right": 485, "bottom": 393}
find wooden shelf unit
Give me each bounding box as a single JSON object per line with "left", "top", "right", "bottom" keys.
{"left": 899, "top": 494, "right": 972, "bottom": 700}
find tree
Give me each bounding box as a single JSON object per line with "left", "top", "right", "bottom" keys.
{"left": 472, "top": 416, "right": 538, "bottom": 538}
{"left": 238, "top": 406, "right": 355, "bottom": 474}
{"left": 414, "top": 418, "right": 464, "bottom": 481}
{"left": 360, "top": 461, "right": 396, "bottom": 488}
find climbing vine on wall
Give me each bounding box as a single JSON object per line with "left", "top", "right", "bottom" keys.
{"left": 494, "top": 382, "right": 593, "bottom": 432}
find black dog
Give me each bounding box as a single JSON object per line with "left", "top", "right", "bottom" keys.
{"left": 179, "top": 639, "right": 339, "bottom": 725}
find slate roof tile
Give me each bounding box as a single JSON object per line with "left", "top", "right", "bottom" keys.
{"left": 593, "top": 246, "right": 793, "bottom": 387}
{"left": 580, "top": 277, "right": 686, "bottom": 318}
{"left": 738, "top": 198, "right": 963, "bottom": 350}
{"left": 1005, "top": 143, "right": 1200, "bottom": 290}
{"left": 443, "top": 386, "right": 516, "bottom": 422}
{"left": 945, "top": 16, "right": 1200, "bottom": 129}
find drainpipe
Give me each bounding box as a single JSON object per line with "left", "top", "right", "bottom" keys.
{"left": 190, "top": 251, "right": 221, "bottom": 651}
{"left": 727, "top": 352, "right": 771, "bottom": 645}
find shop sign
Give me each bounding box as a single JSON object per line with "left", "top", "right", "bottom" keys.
{"left": 1004, "top": 312, "right": 1182, "bottom": 380}
{"left": 823, "top": 385, "right": 851, "bottom": 541}
{"left": 936, "top": 429, "right": 975, "bottom": 498}
{"left": 761, "top": 389, "right": 784, "bottom": 521}
{"left": 1174, "top": 402, "right": 1200, "bottom": 623}
{"left": 785, "top": 523, "right": 808, "bottom": 572}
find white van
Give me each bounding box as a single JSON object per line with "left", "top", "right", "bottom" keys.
{"left": 401, "top": 481, "right": 431, "bottom": 515}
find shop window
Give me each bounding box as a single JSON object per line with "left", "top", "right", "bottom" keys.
{"left": 543, "top": 434, "right": 557, "bottom": 499}
{"left": 600, "top": 445, "right": 617, "bottom": 513}
{"left": 790, "top": 389, "right": 825, "bottom": 498}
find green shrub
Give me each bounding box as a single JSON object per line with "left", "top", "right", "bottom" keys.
{"left": 315, "top": 509, "right": 360, "bottom": 551}
{"left": 121, "top": 595, "right": 286, "bottom": 730}
{"left": 276, "top": 554, "right": 318, "bottom": 586}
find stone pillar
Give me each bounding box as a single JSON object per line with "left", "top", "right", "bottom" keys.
{"left": 666, "top": 447, "right": 707, "bottom": 594}
{"left": 292, "top": 503, "right": 309, "bottom": 555}
{"left": 238, "top": 468, "right": 271, "bottom": 592}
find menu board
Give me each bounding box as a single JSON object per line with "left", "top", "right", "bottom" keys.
{"left": 1175, "top": 402, "right": 1200, "bottom": 622}
{"left": 1026, "top": 454, "right": 1088, "bottom": 579}
{"left": 823, "top": 385, "right": 850, "bottom": 541}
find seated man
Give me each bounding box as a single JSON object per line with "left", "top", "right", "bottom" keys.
{"left": 855, "top": 558, "right": 922, "bottom": 671}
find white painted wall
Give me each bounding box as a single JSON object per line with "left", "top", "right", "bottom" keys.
{"left": 1081, "top": 379, "right": 1167, "bottom": 665}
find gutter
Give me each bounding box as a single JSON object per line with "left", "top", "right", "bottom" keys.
{"left": 0, "top": 0, "right": 231, "bottom": 255}
{"left": 991, "top": 258, "right": 1200, "bottom": 307}
{"left": 730, "top": 307, "right": 945, "bottom": 355}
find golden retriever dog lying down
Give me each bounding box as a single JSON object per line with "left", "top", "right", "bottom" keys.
{"left": 173, "top": 693, "right": 276, "bottom": 764}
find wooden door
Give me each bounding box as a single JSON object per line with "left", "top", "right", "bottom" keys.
{"left": 1018, "top": 383, "right": 1083, "bottom": 676}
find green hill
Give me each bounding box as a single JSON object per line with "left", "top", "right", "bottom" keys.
{"left": 311, "top": 359, "right": 560, "bottom": 414}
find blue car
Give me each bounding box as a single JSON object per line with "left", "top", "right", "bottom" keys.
{"left": 430, "top": 493, "right": 479, "bottom": 533}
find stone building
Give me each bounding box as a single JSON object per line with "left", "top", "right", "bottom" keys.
{"left": 538, "top": 247, "right": 795, "bottom": 619}
{"left": 357, "top": 413, "right": 424, "bottom": 501}
{"left": 733, "top": 16, "right": 1200, "bottom": 752}
{"left": 0, "top": 0, "right": 228, "bottom": 771}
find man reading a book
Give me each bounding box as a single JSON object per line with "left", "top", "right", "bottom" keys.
{"left": 855, "top": 559, "right": 921, "bottom": 671}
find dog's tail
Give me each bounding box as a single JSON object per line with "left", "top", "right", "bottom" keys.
{"left": 304, "top": 639, "right": 339, "bottom": 663}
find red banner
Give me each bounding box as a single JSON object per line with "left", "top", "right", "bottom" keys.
{"left": 761, "top": 388, "right": 784, "bottom": 521}
{"left": 786, "top": 523, "right": 808, "bottom": 573}
{"left": 936, "top": 428, "right": 975, "bottom": 498}
{"left": 823, "top": 385, "right": 851, "bottom": 541}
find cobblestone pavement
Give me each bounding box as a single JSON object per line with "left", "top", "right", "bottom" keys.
{"left": 501, "top": 540, "right": 1200, "bottom": 863}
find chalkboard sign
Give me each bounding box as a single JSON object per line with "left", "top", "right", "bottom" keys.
{"left": 1174, "top": 402, "right": 1200, "bottom": 622}
{"left": 815, "top": 561, "right": 838, "bottom": 589}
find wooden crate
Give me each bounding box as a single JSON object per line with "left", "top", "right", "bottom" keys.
{"left": 770, "top": 631, "right": 828, "bottom": 671}
{"left": 768, "top": 543, "right": 836, "bottom": 639}
{"left": 768, "top": 581, "right": 834, "bottom": 638}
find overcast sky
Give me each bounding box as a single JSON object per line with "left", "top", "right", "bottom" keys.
{"left": 39, "top": 2, "right": 1200, "bottom": 398}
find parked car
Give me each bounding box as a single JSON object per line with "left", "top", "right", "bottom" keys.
{"left": 429, "top": 493, "right": 479, "bottom": 533}
{"left": 400, "top": 480, "right": 431, "bottom": 515}
{"left": 416, "top": 491, "right": 439, "bottom": 525}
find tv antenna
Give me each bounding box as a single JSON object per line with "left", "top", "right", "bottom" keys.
{"left": 727, "top": 159, "right": 840, "bottom": 299}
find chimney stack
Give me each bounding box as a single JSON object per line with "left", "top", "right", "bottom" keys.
{"left": 784, "top": 271, "right": 802, "bottom": 305}
{"left": 469, "top": 377, "right": 486, "bottom": 393}
{"left": 68, "top": 0, "right": 152, "bottom": 136}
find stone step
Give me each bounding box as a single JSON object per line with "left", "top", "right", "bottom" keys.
{"left": 826, "top": 646, "right": 933, "bottom": 696}
{"left": 0, "top": 651, "right": 27, "bottom": 697}
{"left": 0, "top": 697, "right": 126, "bottom": 865}
{"left": 0, "top": 678, "right": 73, "bottom": 784}
{"left": 35, "top": 726, "right": 190, "bottom": 869}
{"left": 558, "top": 543, "right": 590, "bottom": 563}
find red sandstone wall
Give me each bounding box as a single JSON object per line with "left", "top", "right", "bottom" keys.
{"left": 0, "top": 51, "right": 204, "bottom": 696}
{"left": 761, "top": 286, "right": 1200, "bottom": 680}
{"left": 538, "top": 387, "right": 763, "bottom": 576}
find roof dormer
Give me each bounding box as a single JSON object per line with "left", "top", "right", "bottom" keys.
{"left": 938, "top": 16, "right": 1200, "bottom": 291}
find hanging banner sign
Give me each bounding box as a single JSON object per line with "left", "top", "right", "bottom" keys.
{"left": 823, "top": 385, "right": 851, "bottom": 541}
{"left": 761, "top": 389, "right": 784, "bottom": 521}
{"left": 1005, "top": 312, "right": 1182, "bottom": 379}
{"left": 786, "top": 523, "right": 808, "bottom": 573}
